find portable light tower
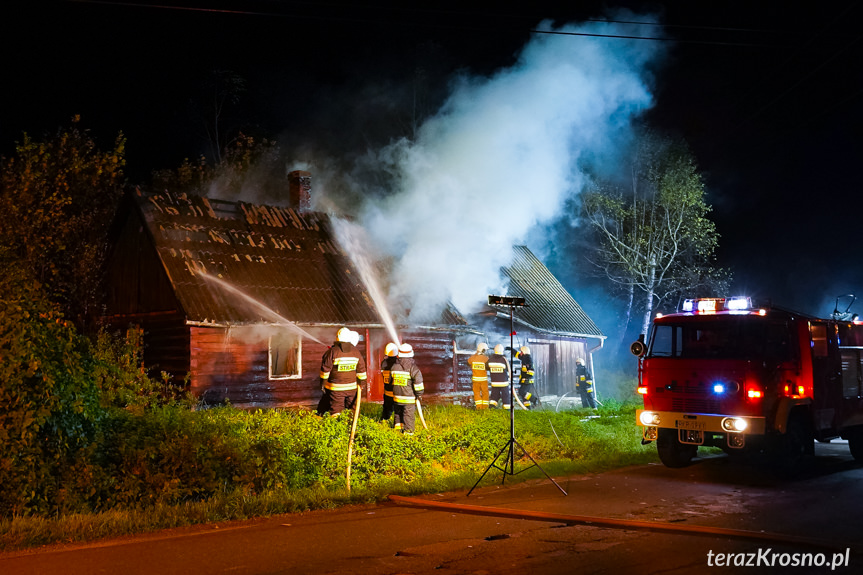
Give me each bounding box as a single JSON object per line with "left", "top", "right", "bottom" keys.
{"left": 467, "top": 295, "right": 567, "bottom": 496}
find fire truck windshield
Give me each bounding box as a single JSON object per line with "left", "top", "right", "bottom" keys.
{"left": 647, "top": 316, "right": 793, "bottom": 361}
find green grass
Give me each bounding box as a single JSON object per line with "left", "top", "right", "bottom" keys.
{"left": 0, "top": 401, "right": 657, "bottom": 552}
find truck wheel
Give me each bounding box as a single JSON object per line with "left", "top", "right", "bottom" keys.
{"left": 773, "top": 413, "right": 813, "bottom": 476}
{"left": 848, "top": 427, "right": 863, "bottom": 463}
{"left": 656, "top": 428, "right": 697, "bottom": 468}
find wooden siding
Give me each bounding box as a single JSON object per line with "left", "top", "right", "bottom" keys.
{"left": 182, "top": 327, "right": 592, "bottom": 408}
{"left": 102, "top": 311, "right": 190, "bottom": 386}
{"left": 542, "top": 338, "right": 588, "bottom": 396}
{"left": 105, "top": 206, "right": 182, "bottom": 316}
{"left": 188, "top": 326, "right": 472, "bottom": 409}
{"left": 398, "top": 330, "right": 473, "bottom": 396}
{"left": 190, "top": 326, "right": 331, "bottom": 408}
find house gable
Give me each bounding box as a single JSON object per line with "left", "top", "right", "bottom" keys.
{"left": 501, "top": 245, "right": 605, "bottom": 340}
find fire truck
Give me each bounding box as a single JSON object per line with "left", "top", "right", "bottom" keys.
{"left": 631, "top": 296, "right": 863, "bottom": 470}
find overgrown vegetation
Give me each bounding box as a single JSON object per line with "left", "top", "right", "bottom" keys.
{"left": 0, "top": 118, "right": 126, "bottom": 325}
{"left": 0, "top": 399, "right": 654, "bottom": 552}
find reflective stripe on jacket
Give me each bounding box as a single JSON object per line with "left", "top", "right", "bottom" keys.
{"left": 320, "top": 342, "right": 367, "bottom": 391}
{"left": 467, "top": 353, "right": 489, "bottom": 382}
{"left": 391, "top": 357, "right": 424, "bottom": 404}
{"left": 487, "top": 353, "right": 510, "bottom": 387}
{"left": 380, "top": 356, "right": 398, "bottom": 397}
{"left": 517, "top": 351, "right": 534, "bottom": 384}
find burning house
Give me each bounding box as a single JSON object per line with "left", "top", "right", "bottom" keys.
{"left": 468, "top": 245, "right": 606, "bottom": 402}
{"left": 102, "top": 172, "right": 604, "bottom": 408}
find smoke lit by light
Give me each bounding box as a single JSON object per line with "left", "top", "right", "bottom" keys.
{"left": 277, "top": 14, "right": 664, "bottom": 325}
{"left": 344, "top": 16, "right": 664, "bottom": 321}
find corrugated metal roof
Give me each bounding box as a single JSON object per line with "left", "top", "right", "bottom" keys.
{"left": 135, "top": 189, "right": 388, "bottom": 327}
{"left": 500, "top": 245, "right": 605, "bottom": 339}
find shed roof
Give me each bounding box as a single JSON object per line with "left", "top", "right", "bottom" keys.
{"left": 132, "top": 189, "right": 466, "bottom": 328}
{"left": 497, "top": 245, "right": 605, "bottom": 339}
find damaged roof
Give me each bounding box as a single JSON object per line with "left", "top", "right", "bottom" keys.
{"left": 131, "top": 188, "right": 466, "bottom": 327}
{"left": 499, "top": 246, "right": 605, "bottom": 339}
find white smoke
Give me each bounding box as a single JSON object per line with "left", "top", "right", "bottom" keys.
{"left": 341, "top": 18, "right": 664, "bottom": 321}
{"left": 278, "top": 17, "right": 664, "bottom": 323}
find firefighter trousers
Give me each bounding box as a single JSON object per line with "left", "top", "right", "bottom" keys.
{"left": 318, "top": 388, "right": 358, "bottom": 416}
{"left": 578, "top": 387, "right": 596, "bottom": 409}
{"left": 381, "top": 393, "right": 394, "bottom": 421}
{"left": 518, "top": 383, "right": 536, "bottom": 409}
{"left": 472, "top": 380, "right": 489, "bottom": 409}
{"left": 490, "top": 385, "right": 511, "bottom": 409}
{"left": 394, "top": 402, "right": 416, "bottom": 433}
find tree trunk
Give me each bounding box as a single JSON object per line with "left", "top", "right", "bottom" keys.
{"left": 618, "top": 282, "right": 635, "bottom": 349}
{"left": 641, "top": 259, "right": 657, "bottom": 336}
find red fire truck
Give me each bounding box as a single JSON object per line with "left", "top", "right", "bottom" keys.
{"left": 631, "top": 296, "right": 863, "bottom": 470}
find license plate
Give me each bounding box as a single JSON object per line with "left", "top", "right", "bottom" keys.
{"left": 675, "top": 419, "right": 705, "bottom": 430}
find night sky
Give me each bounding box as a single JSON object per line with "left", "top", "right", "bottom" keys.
{"left": 3, "top": 0, "right": 862, "bottom": 322}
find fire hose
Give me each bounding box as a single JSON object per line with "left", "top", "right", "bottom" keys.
{"left": 512, "top": 389, "right": 528, "bottom": 410}
{"left": 346, "top": 384, "right": 362, "bottom": 492}
{"left": 388, "top": 496, "right": 843, "bottom": 552}
{"left": 416, "top": 398, "right": 428, "bottom": 429}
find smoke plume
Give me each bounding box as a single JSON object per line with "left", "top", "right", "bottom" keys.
{"left": 317, "top": 16, "right": 665, "bottom": 322}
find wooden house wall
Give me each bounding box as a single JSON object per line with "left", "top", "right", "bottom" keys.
{"left": 545, "top": 338, "right": 588, "bottom": 396}
{"left": 105, "top": 208, "right": 181, "bottom": 315}
{"left": 103, "top": 208, "right": 192, "bottom": 386}
{"left": 521, "top": 335, "right": 591, "bottom": 397}
{"left": 189, "top": 326, "right": 333, "bottom": 408}
{"left": 101, "top": 311, "right": 190, "bottom": 386}
{"left": 187, "top": 325, "right": 472, "bottom": 409}
{"left": 398, "top": 329, "right": 473, "bottom": 398}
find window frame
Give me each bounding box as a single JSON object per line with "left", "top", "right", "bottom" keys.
{"left": 269, "top": 333, "right": 302, "bottom": 380}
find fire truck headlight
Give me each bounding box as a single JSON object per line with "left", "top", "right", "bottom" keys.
{"left": 640, "top": 411, "right": 661, "bottom": 426}
{"left": 721, "top": 417, "right": 748, "bottom": 432}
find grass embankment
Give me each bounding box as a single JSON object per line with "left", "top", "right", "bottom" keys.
{"left": 0, "top": 401, "right": 656, "bottom": 552}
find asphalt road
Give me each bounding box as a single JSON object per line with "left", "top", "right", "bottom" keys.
{"left": 3, "top": 442, "right": 861, "bottom": 575}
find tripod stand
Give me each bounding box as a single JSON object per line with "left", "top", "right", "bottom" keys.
{"left": 467, "top": 296, "right": 567, "bottom": 497}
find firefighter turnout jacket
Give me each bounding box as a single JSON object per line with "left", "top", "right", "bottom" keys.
{"left": 320, "top": 342, "right": 368, "bottom": 391}
{"left": 517, "top": 350, "right": 534, "bottom": 384}
{"left": 390, "top": 357, "right": 424, "bottom": 404}
{"left": 488, "top": 352, "right": 510, "bottom": 388}
{"left": 381, "top": 355, "right": 398, "bottom": 400}
{"left": 576, "top": 363, "right": 593, "bottom": 393}
{"left": 468, "top": 352, "right": 490, "bottom": 384}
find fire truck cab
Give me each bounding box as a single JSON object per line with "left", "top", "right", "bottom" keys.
{"left": 632, "top": 296, "right": 863, "bottom": 470}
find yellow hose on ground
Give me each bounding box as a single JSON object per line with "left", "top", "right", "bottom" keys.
{"left": 346, "top": 385, "right": 362, "bottom": 491}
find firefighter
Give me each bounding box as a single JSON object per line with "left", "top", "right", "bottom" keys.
{"left": 317, "top": 327, "right": 368, "bottom": 416}
{"left": 390, "top": 342, "right": 424, "bottom": 434}
{"left": 576, "top": 357, "right": 596, "bottom": 409}
{"left": 516, "top": 345, "right": 537, "bottom": 409}
{"left": 488, "top": 343, "right": 511, "bottom": 409}
{"left": 467, "top": 342, "right": 491, "bottom": 409}
{"left": 380, "top": 342, "right": 399, "bottom": 422}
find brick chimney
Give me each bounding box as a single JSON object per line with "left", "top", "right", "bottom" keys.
{"left": 288, "top": 170, "right": 311, "bottom": 212}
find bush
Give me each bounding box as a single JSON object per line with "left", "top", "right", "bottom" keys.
{"left": 0, "top": 256, "right": 190, "bottom": 516}
{"left": 0, "top": 261, "right": 102, "bottom": 516}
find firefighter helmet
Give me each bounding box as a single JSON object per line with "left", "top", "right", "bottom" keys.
{"left": 520, "top": 345, "right": 530, "bottom": 355}
{"left": 576, "top": 357, "right": 585, "bottom": 365}
{"left": 336, "top": 327, "right": 352, "bottom": 343}
{"left": 493, "top": 344, "right": 504, "bottom": 355}
{"left": 476, "top": 342, "right": 489, "bottom": 353}
{"left": 385, "top": 342, "right": 399, "bottom": 357}
{"left": 398, "top": 343, "right": 414, "bottom": 357}
{"left": 349, "top": 330, "right": 360, "bottom": 346}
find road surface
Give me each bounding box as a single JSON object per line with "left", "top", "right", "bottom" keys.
{"left": 2, "top": 441, "right": 861, "bottom": 574}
